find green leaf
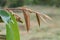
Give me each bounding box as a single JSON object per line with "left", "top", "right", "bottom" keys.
{"left": 0, "top": 10, "right": 20, "bottom": 40}
{"left": 0, "top": 10, "right": 10, "bottom": 23}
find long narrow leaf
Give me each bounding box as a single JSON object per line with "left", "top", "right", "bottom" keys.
{"left": 0, "top": 10, "right": 20, "bottom": 40}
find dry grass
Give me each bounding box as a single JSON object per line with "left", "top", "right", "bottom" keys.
{"left": 1, "top": 6, "right": 52, "bottom": 31}
{"left": 0, "top": 5, "right": 60, "bottom": 40}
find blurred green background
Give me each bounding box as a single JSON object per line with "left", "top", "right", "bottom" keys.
{"left": 0, "top": 0, "right": 60, "bottom": 8}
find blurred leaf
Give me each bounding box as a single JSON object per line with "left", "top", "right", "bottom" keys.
{"left": 0, "top": 10, "right": 10, "bottom": 23}
{"left": 0, "top": 10, "right": 20, "bottom": 40}
{"left": 0, "top": 16, "right": 3, "bottom": 22}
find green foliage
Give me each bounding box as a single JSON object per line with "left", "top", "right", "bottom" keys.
{"left": 33, "top": 0, "right": 60, "bottom": 7}
{"left": 0, "top": 0, "right": 60, "bottom": 7}
{"left": 0, "top": 0, "right": 24, "bottom": 8}
{"left": 9, "top": 0, "right": 24, "bottom": 8}
{"left": 0, "top": 10, "right": 20, "bottom": 40}
{"left": 24, "top": 0, "right": 33, "bottom": 5}
{"left": 0, "top": 0, "right": 6, "bottom": 7}
{"left": 33, "top": 0, "right": 40, "bottom": 5}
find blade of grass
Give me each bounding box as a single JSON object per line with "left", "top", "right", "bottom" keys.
{"left": 0, "top": 10, "right": 20, "bottom": 40}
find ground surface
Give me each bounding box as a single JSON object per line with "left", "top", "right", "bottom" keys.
{"left": 0, "top": 5, "right": 60, "bottom": 40}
